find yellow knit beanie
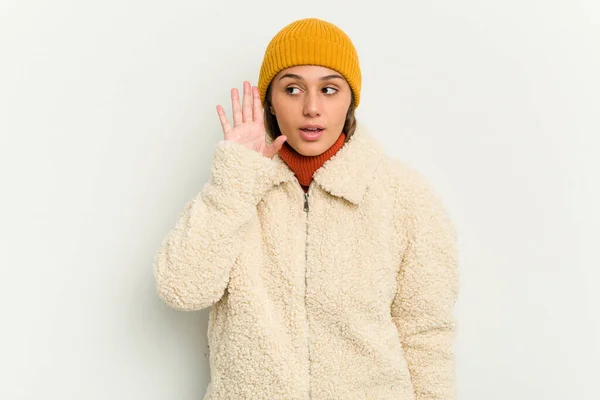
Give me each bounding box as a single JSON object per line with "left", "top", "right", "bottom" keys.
{"left": 258, "top": 18, "right": 361, "bottom": 108}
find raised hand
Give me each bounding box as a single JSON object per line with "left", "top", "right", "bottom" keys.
{"left": 216, "top": 81, "right": 287, "bottom": 159}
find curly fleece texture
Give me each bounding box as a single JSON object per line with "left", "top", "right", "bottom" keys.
{"left": 153, "top": 123, "right": 459, "bottom": 400}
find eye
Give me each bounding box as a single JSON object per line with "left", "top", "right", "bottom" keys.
{"left": 285, "top": 87, "right": 301, "bottom": 95}
{"left": 322, "top": 87, "right": 338, "bottom": 95}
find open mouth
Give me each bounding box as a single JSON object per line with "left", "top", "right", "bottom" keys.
{"left": 300, "top": 124, "right": 325, "bottom": 133}
{"left": 300, "top": 128, "right": 324, "bottom": 133}
{"left": 299, "top": 125, "right": 325, "bottom": 141}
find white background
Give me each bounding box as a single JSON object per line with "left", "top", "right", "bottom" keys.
{"left": 1, "top": 0, "right": 599, "bottom": 399}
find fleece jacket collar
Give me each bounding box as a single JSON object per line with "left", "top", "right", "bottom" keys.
{"left": 269, "top": 123, "right": 384, "bottom": 205}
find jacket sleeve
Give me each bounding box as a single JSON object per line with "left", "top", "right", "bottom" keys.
{"left": 391, "top": 172, "right": 460, "bottom": 400}
{"left": 153, "top": 140, "right": 278, "bottom": 311}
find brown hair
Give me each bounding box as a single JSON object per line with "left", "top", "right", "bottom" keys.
{"left": 263, "top": 83, "right": 357, "bottom": 143}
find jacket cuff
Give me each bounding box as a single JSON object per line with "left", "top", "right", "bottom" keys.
{"left": 205, "top": 140, "right": 278, "bottom": 208}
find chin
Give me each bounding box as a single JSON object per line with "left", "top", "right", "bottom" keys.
{"left": 293, "top": 142, "right": 328, "bottom": 157}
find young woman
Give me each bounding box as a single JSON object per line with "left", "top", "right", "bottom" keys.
{"left": 154, "top": 17, "right": 459, "bottom": 400}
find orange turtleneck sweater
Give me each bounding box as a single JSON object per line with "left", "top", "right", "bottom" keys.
{"left": 278, "top": 132, "right": 346, "bottom": 193}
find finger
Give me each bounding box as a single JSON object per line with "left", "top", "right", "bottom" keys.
{"left": 216, "top": 105, "right": 232, "bottom": 136}
{"left": 242, "top": 81, "right": 252, "bottom": 123}
{"left": 252, "top": 86, "right": 263, "bottom": 123}
{"left": 264, "top": 135, "right": 287, "bottom": 158}
{"left": 231, "top": 88, "right": 242, "bottom": 127}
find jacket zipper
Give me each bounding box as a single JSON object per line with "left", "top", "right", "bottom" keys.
{"left": 304, "top": 191, "right": 310, "bottom": 212}
{"left": 303, "top": 182, "right": 313, "bottom": 399}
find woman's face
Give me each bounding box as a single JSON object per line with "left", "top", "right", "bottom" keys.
{"left": 269, "top": 65, "right": 352, "bottom": 156}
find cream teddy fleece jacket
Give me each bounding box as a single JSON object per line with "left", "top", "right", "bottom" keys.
{"left": 153, "top": 123, "right": 459, "bottom": 400}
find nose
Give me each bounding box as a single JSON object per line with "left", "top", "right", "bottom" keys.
{"left": 302, "top": 91, "right": 321, "bottom": 117}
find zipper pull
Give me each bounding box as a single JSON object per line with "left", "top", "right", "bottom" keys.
{"left": 304, "top": 192, "right": 310, "bottom": 212}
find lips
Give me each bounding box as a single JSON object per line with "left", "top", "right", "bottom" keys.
{"left": 299, "top": 124, "right": 325, "bottom": 137}
{"left": 298, "top": 124, "right": 325, "bottom": 141}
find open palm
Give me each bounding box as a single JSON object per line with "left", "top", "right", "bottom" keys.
{"left": 216, "top": 81, "right": 287, "bottom": 159}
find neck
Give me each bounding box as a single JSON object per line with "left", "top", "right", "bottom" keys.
{"left": 278, "top": 133, "right": 347, "bottom": 191}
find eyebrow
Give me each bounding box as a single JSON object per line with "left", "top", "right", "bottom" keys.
{"left": 278, "top": 73, "right": 344, "bottom": 81}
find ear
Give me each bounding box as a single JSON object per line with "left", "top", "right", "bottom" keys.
{"left": 270, "top": 105, "right": 276, "bottom": 115}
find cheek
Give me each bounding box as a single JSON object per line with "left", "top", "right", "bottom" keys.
{"left": 332, "top": 102, "right": 350, "bottom": 122}
{"left": 272, "top": 97, "right": 296, "bottom": 125}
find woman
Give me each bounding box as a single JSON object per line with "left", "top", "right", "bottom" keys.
{"left": 154, "top": 17, "right": 459, "bottom": 400}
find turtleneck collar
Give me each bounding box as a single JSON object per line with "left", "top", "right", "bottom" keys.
{"left": 278, "top": 132, "right": 346, "bottom": 192}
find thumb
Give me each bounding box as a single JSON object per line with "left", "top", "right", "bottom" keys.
{"left": 265, "top": 135, "right": 287, "bottom": 158}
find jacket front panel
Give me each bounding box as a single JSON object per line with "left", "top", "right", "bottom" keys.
{"left": 300, "top": 180, "right": 415, "bottom": 399}
{"left": 206, "top": 181, "right": 312, "bottom": 399}
{"left": 206, "top": 173, "right": 415, "bottom": 399}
